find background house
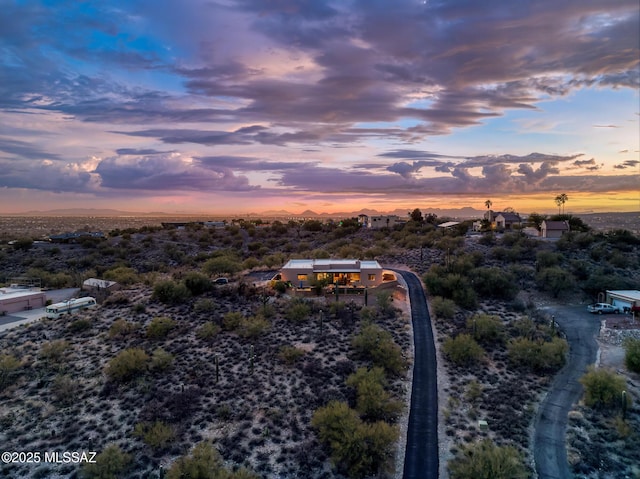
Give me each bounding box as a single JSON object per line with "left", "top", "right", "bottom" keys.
{"left": 495, "top": 212, "right": 522, "bottom": 230}
{"left": 541, "top": 220, "right": 569, "bottom": 238}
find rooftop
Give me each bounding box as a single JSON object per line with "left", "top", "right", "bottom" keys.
{"left": 282, "top": 259, "right": 382, "bottom": 270}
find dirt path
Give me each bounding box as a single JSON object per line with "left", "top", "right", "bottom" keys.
{"left": 533, "top": 304, "right": 601, "bottom": 479}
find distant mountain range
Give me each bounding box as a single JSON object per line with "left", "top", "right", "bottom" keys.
{"left": 9, "top": 206, "right": 488, "bottom": 219}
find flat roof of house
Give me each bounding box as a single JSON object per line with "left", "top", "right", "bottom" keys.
{"left": 0, "top": 290, "right": 45, "bottom": 301}
{"left": 282, "top": 259, "right": 382, "bottom": 270}
{"left": 437, "top": 221, "right": 460, "bottom": 228}
{"left": 607, "top": 290, "right": 640, "bottom": 301}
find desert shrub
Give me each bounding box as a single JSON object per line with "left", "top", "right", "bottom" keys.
{"left": 0, "top": 354, "right": 22, "bottom": 391}
{"left": 202, "top": 255, "right": 241, "bottom": 276}
{"left": 12, "top": 237, "right": 33, "bottom": 250}
{"left": 442, "top": 334, "right": 484, "bottom": 367}
{"left": 580, "top": 367, "right": 630, "bottom": 410}
{"left": 238, "top": 315, "right": 270, "bottom": 338}
{"left": 132, "top": 303, "right": 146, "bottom": 314}
{"left": 183, "top": 272, "right": 212, "bottom": 295}
{"left": 133, "top": 421, "right": 175, "bottom": 452}
{"left": 423, "top": 268, "right": 477, "bottom": 309}
{"left": 624, "top": 338, "right": 640, "bottom": 373}
{"left": 467, "top": 314, "right": 504, "bottom": 345}
{"left": 103, "top": 266, "right": 140, "bottom": 285}
{"left": 448, "top": 438, "right": 527, "bottom": 479}
{"left": 273, "top": 281, "right": 287, "bottom": 294}
{"left": 286, "top": 301, "right": 311, "bottom": 323}
{"left": 81, "top": 444, "right": 132, "bottom": 479}
{"left": 146, "top": 316, "right": 176, "bottom": 339}
{"left": 150, "top": 348, "right": 174, "bottom": 372}
{"left": 196, "top": 322, "right": 221, "bottom": 341}
{"left": 431, "top": 296, "right": 456, "bottom": 319}
{"left": 39, "top": 339, "right": 70, "bottom": 365}
{"left": 508, "top": 337, "right": 568, "bottom": 373}
{"left": 346, "top": 367, "right": 402, "bottom": 421}
{"left": 167, "top": 441, "right": 258, "bottom": 479}
{"left": 278, "top": 345, "right": 305, "bottom": 365}
{"left": 153, "top": 280, "right": 191, "bottom": 304}
{"left": 536, "top": 251, "right": 562, "bottom": 268}
{"left": 223, "top": 312, "right": 244, "bottom": 331}
{"left": 108, "top": 319, "right": 139, "bottom": 339}
{"left": 470, "top": 267, "right": 519, "bottom": 300}
{"left": 352, "top": 323, "right": 407, "bottom": 375}
{"left": 535, "top": 267, "right": 575, "bottom": 298}
{"left": 51, "top": 375, "right": 79, "bottom": 404}
{"left": 193, "top": 298, "right": 217, "bottom": 313}
{"left": 68, "top": 318, "right": 92, "bottom": 332}
{"left": 312, "top": 400, "right": 398, "bottom": 478}
{"left": 105, "top": 348, "right": 149, "bottom": 382}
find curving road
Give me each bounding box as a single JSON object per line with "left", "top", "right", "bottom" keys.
{"left": 393, "top": 269, "right": 439, "bottom": 479}
{"left": 533, "top": 305, "right": 601, "bottom": 479}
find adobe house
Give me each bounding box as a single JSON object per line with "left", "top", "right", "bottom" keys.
{"left": 541, "top": 220, "right": 569, "bottom": 239}
{"left": 280, "top": 259, "right": 388, "bottom": 288}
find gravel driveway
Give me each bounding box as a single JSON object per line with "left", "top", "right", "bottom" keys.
{"left": 533, "top": 304, "right": 601, "bottom": 479}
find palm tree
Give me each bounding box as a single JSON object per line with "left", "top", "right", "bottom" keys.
{"left": 559, "top": 193, "right": 568, "bottom": 214}
{"left": 554, "top": 193, "right": 569, "bottom": 215}
{"left": 484, "top": 199, "right": 492, "bottom": 210}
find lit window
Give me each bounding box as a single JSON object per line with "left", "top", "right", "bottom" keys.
{"left": 297, "top": 274, "right": 308, "bottom": 281}
{"left": 368, "top": 274, "right": 376, "bottom": 281}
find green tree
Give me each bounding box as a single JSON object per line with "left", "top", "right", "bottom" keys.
{"left": 103, "top": 266, "right": 140, "bottom": 285}
{"left": 352, "top": 323, "right": 407, "bottom": 375}
{"left": 467, "top": 314, "right": 504, "bottom": 345}
{"left": 579, "top": 366, "right": 630, "bottom": 410}
{"left": 448, "top": 439, "right": 527, "bottom": 479}
{"left": 311, "top": 401, "right": 398, "bottom": 478}
{"left": 624, "top": 338, "right": 640, "bottom": 373}
{"left": 81, "top": 444, "right": 132, "bottom": 479}
{"left": 183, "top": 272, "right": 212, "bottom": 295}
{"left": 442, "top": 334, "right": 484, "bottom": 367}
{"left": 202, "top": 255, "right": 241, "bottom": 276}
{"left": 346, "top": 367, "right": 402, "bottom": 421}
{"left": 409, "top": 208, "right": 424, "bottom": 223}
{"left": 535, "top": 267, "right": 575, "bottom": 298}
{"left": 152, "top": 280, "right": 191, "bottom": 304}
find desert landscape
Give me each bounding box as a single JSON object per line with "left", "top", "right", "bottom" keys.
{"left": 0, "top": 213, "right": 639, "bottom": 478}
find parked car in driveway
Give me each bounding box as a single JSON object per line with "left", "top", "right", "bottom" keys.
{"left": 587, "top": 303, "right": 620, "bottom": 314}
{"left": 213, "top": 277, "right": 228, "bottom": 285}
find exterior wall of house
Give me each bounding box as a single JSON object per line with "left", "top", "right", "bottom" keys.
{"left": 368, "top": 215, "right": 400, "bottom": 229}
{"left": 541, "top": 221, "right": 569, "bottom": 238}
{"left": 0, "top": 291, "right": 47, "bottom": 314}
{"left": 280, "top": 259, "right": 384, "bottom": 287}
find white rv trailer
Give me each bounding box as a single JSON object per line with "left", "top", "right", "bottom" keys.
{"left": 45, "top": 297, "right": 97, "bottom": 319}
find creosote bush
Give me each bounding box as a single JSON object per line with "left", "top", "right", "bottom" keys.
{"left": 167, "top": 441, "right": 259, "bottom": 479}
{"left": 448, "top": 438, "right": 527, "bottom": 479}
{"left": 150, "top": 348, "right": 174, "bottom": 372}
{"left": 278, "top": 345, "right": 305, "bottom": 365}
{"left": 81, "top": 444, "right": 132, "bottom": 479}
{"left": 467, "top": 314, "right": 504, "bottom": 344}
{"left": 508, "top": 337, "right": 568, "bottom": 373}
{"left": 0, "top": 353, "right": 22, "bottom": 391}
{"left": 196, "top": 322, "right": 221, "bottom": 341}
{"left": 108, "top": 319, "right": 139, "bottom": 339}
{"left": 146, "top": 316, "right": 176, "bottom": 339}
{"left": 39, "top": 339, "right": 70, "bottom": 365}
{"left": 431, "top": 296, "right": 456, "bottom": 320}
{"left": 442, "top": 334, "right": 484, "bottom": 367}
{"left": 153, "top": 280, "right": 192, "bottom": 304}
{"left": 133, "top": 421, "right": 175, "bottom": 452}
{"left": 105, "top": 348, "right": 149, "bottom": 383}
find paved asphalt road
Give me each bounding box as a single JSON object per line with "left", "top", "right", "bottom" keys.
{"left": 533, "top": 304, "right": 601, "bottom": 479}
{"left": 393, "top": 269, "right": 439, "bottom": 479}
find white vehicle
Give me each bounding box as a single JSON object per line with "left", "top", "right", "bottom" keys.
{"left": 45, "top": 297, "right": 97, "bottom": 319}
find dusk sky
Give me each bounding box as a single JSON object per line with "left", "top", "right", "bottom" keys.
{"left": 1, "top": 0, "right": 639, "bottom": 215}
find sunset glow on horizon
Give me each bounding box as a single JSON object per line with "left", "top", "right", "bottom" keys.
{"left": 1, "top": 1, "right": 638, "bottom": 216}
